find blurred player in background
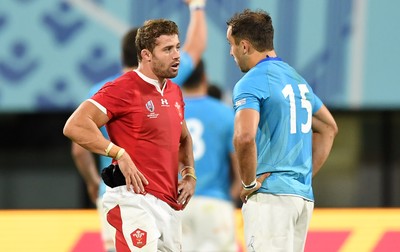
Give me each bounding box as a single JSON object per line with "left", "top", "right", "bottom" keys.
{"left": 207, "top": 83, "right": 223, "bottom": 100}
{"left": 226, "top": 9, "right": 338, "bottom": 252}
{"left": 70, "top": 0, "right": 207, "bottom": 251}
{"left": 180, "top": 59, "right": 242, "bottom": 252}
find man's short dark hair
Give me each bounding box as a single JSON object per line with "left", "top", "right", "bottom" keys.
{"left": 227, "top": 9, "right": 274, "bottom": 51}
{"left": 121, "top": 27, "right": 139, "bottom": 67}
{"left": 182, "top": 59, "right": 205, "bottom": 89}
{"left": 136, "top": 19, "right": 179, "bottom": 61}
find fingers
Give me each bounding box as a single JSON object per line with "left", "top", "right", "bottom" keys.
{"left": 182, "top": 195, "right": 192, "bottom": 209}
{"left": 177, "top": 180, "right": 195, "bottom": 206}
{"left": 125, "top": 170, "right": 148, "bottom": 193}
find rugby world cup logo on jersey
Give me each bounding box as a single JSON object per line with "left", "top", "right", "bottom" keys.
{"left": 146, "top": 100, "right": 159, "bottom": 119}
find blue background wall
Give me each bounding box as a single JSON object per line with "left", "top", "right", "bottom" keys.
{"left": 0, "top": 0, "right": 398, "bottom": 112}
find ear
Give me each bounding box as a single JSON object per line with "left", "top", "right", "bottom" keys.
{"left": 141, "top": 49, "right": 152, "bottom": 61}
{"left": 241, "top": 40, "right": 250, "bottom": 55}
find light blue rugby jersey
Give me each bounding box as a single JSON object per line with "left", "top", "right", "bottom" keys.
{"left": 184, "top": 96, "right": 235, "bottom": 201}
{"left": 232, "top": 57, "right": 323, "bottom": 201}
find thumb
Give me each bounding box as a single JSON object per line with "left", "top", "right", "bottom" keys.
{"left": 257, "top": 172, "right": 271, "bottom": 184}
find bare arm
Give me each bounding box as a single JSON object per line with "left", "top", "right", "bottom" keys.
{"left": 312, "top": 105, "right": 338, "bottom": 176}
{"left": 177, "top": 120, "right": 195, "bottom": 209}
{"left": 233, "top": 109, "right": 259, "bottom": 185}
{"left": 233, "top": 109, "right": 269, "bottom": 203}
{"left": 64, "top": 101, "right": 110, "bottom": 155}
{"left": 64, "top": 100, "right": 148, "bottom": 193}
{"left": 71, "top": 142, "right": 100, "bottom": 204}
{"left": 182, "top": 0, "right": 207, "bottom": 66}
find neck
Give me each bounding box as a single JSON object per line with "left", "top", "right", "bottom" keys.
{"left": 137, "top": 63, "right": 165, "bottom": 88}
{"left": 250, "top": 49, "right": 277, "bottom": 68}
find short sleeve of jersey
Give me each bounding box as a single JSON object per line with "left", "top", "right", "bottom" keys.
{"left": 312, "top": 93, "right": 323, "bottom": 114}
{"left": 91, "top": 77, "right": 133, "bottom": 120}
{"left": 171, "top": 51, "right": 194, "bottom": 86}
{"left": 232, "top": 74, "right": 270, "bottom": 113}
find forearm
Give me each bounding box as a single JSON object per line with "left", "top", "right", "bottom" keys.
{"left": 234, "top": 138, "right": 258, "bottom": 185}
{"left": 179, "top": 133, "right": 194, "bottom": 168}
{"left": 64, "top": 101, "right": 121, "bottom": 158}
{"left": 183, "top": 1, "right": 207, "bottom": 65}
{"left": 312, "top": 132, "right": 334, "bottom": 176}
{"left": 311, "top": 107, "right": 338, "bottom": 176}
{"left": 65, "top": 121, "right": 109, "bottom": 156}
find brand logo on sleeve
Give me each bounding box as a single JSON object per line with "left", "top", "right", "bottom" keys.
{"left": 235, "top": 98, "right": 246, "bottom": 107}
{"left": 131, "top": 228, "right": 147, "bottom": 248}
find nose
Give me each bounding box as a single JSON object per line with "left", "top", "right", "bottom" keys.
{"left": 173, "top": 48, "right": 180, "bottom": 59}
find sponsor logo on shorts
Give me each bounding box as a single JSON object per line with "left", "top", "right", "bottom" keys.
{"left": 131, "top": 228, "right": 147, "bottom": 248}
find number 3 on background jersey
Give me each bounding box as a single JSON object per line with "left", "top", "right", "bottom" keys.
{"left": 282, "top": 84, "right": 312, "bottom": 134}
{"left": 186, "top": 118, "right": 205, "bottom": 161}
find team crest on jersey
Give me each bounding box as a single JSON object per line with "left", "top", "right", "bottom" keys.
{"left": 175, "top": 101, "right": 183, "bottom": 119}
{"left": 131, "top": 228, "right": 147, "bottom": 248}
{"left": 146, "top": 100, "right": 159, "bottom": 119}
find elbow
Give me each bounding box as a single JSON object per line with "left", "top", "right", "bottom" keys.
{"left": 63, "top": 123, "right": 71, "bottom": 139}
{"left": 331, "top": 122, "right": 339, "bottom": 137}
{"left": 63, "top": 119, "right": 75, "bottom": 140}
{"left": 233, "top": 132, "right": 255, "bottom": 149}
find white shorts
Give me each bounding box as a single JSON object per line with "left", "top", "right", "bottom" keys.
{"left": 102, "top": 186, "right": 182, "bottom": 252}
{"left": 242, "top": 193, "right": 314, "bottom": 252}
{"left": 97, "top": 197, "right": 116, "bottom": 252}
{"left": 182, "top": 196, "right": 238, "bottom": 252}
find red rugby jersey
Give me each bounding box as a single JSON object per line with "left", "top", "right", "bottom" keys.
{"left": 92, "top": 70, "right": 185, "bottom": 210}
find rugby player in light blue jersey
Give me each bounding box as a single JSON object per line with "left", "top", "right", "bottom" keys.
{"left": 180, "top": 59, "right": 241, "bottom": 252}
{"left": 227, "top": 9, "right": 338, "bottom": 252}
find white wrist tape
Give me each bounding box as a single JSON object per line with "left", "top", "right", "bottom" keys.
{"left": 241, "top": 178, "right": 257, "bottom": 190}
{"left": 189, "top": 0, "right": 206, "bottom": 10}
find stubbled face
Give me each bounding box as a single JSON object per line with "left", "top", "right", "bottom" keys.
{"left": 150, "top": 34, "right": 180, "bottom": 79}
{"left": 226, "top": 26, "right": 249, "bottom": 73}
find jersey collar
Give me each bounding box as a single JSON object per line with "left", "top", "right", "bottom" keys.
{"left": 256, "top": 56, "right": 282, "bottom": 66}
{"left": 134, "top": 69, "right": 167, "bottom": 95}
